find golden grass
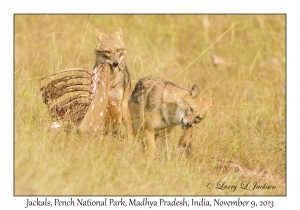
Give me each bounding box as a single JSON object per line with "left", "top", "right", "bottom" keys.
{"left": 14, "top": 14, "right": 286, "bottom": 195}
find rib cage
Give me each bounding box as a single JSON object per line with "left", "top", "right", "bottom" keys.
{"left": 40, "top": 68, "right": 97, "bottom": 124}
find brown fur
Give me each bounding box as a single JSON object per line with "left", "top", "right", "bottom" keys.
{"left": 78, "top": 63, "right": 111, "bottom": 133}
{"left": 129, "top": 76, "right": 212, "bottom": 157}
{"left": 79, "top": 27, "right": 133, "bottom": 139}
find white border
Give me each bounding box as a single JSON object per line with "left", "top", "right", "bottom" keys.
{"left": 3, "top": 1, "right": 298, "bottom": 209}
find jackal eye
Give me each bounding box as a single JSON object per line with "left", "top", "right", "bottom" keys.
{"left": 102, "top": 51, "right": 110, "bottom": 57}
{"left": 117, "top": 48, "right": 121, "bottom": 52}
{"left": 190, "top": 107, "right": 193, "bottom": 112}
{"left": 194, "top": 116, "right": 203, "bottom": 123}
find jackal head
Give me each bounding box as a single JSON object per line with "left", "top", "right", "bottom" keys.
{"left": 94, "top": 27, "right": 126, "bottom": 69}
{"left": 177, "top": 85, "right": 212, "bottom": 129}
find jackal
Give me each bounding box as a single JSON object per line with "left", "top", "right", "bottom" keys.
{"left": 129, "top": 76, "right": 212, "bottom": 157}
{"left": 78, "top": 27, "right": 133, "bottom": 139}
{"left": 41, "top": 27, "right": 133, "bottom": 138}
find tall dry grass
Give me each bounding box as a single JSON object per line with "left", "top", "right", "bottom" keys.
{"left": 14, "top": 15, "right": 285, "bottom": 195}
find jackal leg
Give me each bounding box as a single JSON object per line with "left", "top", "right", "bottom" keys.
{"left": 144, "top": 128, "right": 156, "bottom": 157}
{"left": 178, "top": 127, "right": 194, "bottom": 157}
{"left": 155, "top": 128, "right": 171, "bottom": 156}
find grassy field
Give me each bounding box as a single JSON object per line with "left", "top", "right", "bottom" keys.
{"left": 14, "top": 15, "right": 286, "bottom": 195}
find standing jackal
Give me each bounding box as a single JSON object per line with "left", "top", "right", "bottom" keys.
{"left": 41, "top": 27, "right": 133, "bottom": 139}
{"left": 79, "top": 27, "right": 133, "bottom": 138}
{"left": 129, "top": 76, "right": 212, "bottom": 157}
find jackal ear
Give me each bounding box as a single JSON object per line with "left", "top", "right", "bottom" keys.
{"left": 114, "top": 27, "right": 123, "bottom": 37}
{"left": 95, "top": 28, "right": 104, "bottom": 41}
{"left": 190, "top": 84, "right": 199, "bottom": 98}
{"left": 205, "top": 97, "right": 212, "bottom": 107}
